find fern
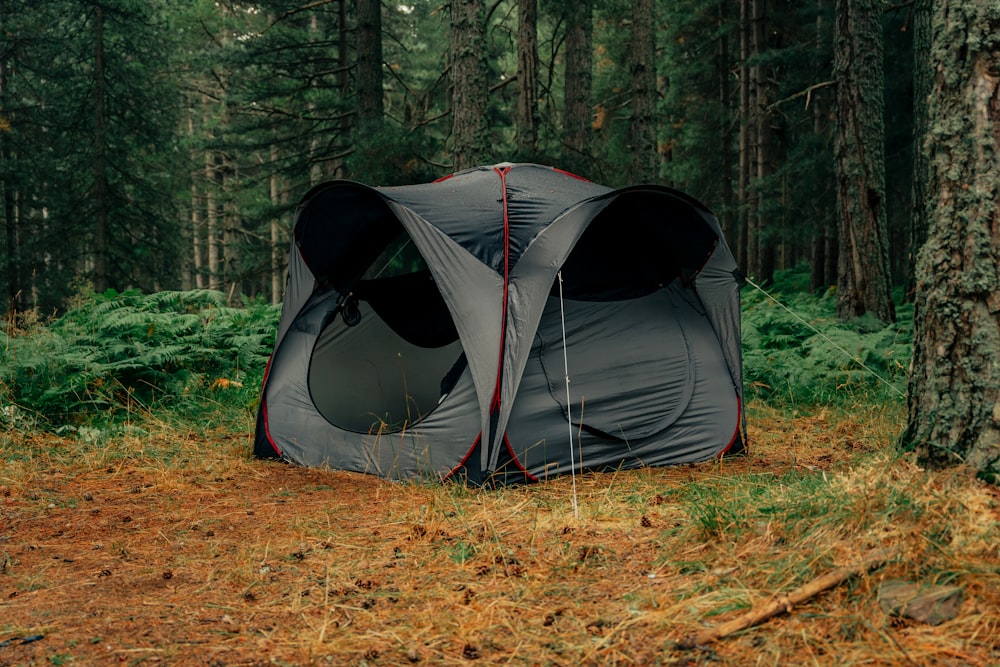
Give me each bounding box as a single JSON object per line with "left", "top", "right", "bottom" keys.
{"left": 742, "top": 266, "right": 911, "bottom": 405}
{"left": 1, "top": 288, "right": 279, "bottom": 422}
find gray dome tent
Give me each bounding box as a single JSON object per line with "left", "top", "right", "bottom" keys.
{"left": 254, "top": 163, "right": 745, "bottom": 485}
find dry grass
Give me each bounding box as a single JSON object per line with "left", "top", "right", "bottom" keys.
{"left": 1, "top": 402, "right": 998, "bottom": 666}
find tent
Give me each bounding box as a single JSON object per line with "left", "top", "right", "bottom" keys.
{"left": 254, "top": 163, "right": 745, "bottom": 485}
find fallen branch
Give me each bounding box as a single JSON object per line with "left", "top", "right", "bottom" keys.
{"left": 677, "top": 547, "right": 900, "bottom": 650}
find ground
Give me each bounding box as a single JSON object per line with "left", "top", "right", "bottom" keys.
{"left": 2, "top": 406, "right": 998, "bottom": 666}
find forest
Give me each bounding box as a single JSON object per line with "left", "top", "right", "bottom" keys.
{"left": 3, "top": 0, "right": 916, "bottom": 316}
{"left": 2, "top": 2, "right": 1000, "bottom": 664}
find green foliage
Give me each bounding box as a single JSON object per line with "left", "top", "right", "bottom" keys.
{"left": 0, "top": 289, "right": 279, "bottom": 424}
{"left": 742, "top": 266, "right": 911, "bottom": 405}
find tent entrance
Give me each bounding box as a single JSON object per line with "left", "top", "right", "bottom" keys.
{"left": 307, "top": 233, "right": 465, "bottom": 435}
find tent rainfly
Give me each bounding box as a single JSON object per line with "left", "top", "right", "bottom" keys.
{"left": 254, "top": 163, "right": 746, "bottom": 485}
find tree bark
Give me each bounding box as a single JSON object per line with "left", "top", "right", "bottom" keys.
{"left": 1, "top": 44, "right": 20, "bottom": 310}
{"left": 628, "top": 0, "right": 658, "bottom": 182}
{"left": 515, "top": 0, "right": 539, "bottom": 158}
{"left": 206, "top": 151, "right": 221, "bottom": 291}
{"left": 903, "top": 0, "right": 1000, "bottom": 481}
{"left": 749, "top": 0, "right": 775, "bottom": 284}
{"left": 562, "top": 0, "right": 593, "bottom": 173}
{"left": 449, "top": 0, "right": 489, "bottom": 170}
{"left": 716, "top": 1, "right": 736, "bottom": 247}
{"left": 356, "top": 0, "right": 384, "bottom": 133}
{"left": 269, "top": 145, "right": 283, "bottom": 305}
{"left": 907, "top": 0, "right": 932, "bottom": 298}
{"left": 810, "top": 0, "right": 837, "bottom": 293}
{"left": 93, "top": 4, "right": 109, "bottom": 292}
{"left": 737, "top": 0, "right": 752, "bottom": 272}
{"left": 188, "top": 102, "right": 205, "bottom": 290}
{"left": 833, "top": 0, "right": 895, "bottom": 323}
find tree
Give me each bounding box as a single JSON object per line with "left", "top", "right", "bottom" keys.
{"left": 738, "top": 0, "right": 778, "bottom": 284}
{"left": 902, "top": 0, "right": 1000, "bottom": 481}
{"left": 0, "top": 0, "right": 185, "bottom": 309}
{"left": 628, "top": 0, "right": 657, "bottom": 181}
{"left": 832, "top": 0, "right": 895, "bottom": 322}
{"left": 560, "top": 0, "right": 593, "bottom": 174}
{"left": 449, "top": 0, "right": 489, "bottom": 169}
{"left": 907, "top": 0, "right": 932, "bottom": 297}
{"left": 515, "top": 0, "right": 539, "bottom": 158}
{"left": 357, "top": 0, "right": 385, "bottom": 135}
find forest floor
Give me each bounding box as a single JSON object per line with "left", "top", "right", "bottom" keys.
{"left": 1, "top": 403, "right": 998, "bottom": 666}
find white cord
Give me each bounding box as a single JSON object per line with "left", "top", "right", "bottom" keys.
{"left": 557, "top": 271, "right": 580, "bottom": 519}
{"left": 745, "top": 277, "right": 905, "bottom": 397}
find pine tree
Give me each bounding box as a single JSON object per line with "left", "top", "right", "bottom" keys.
{"left": 903, "top": 0, "right": 1000, "bottom": 480}
{"left": 449, "top": 0, "right": 489, "bottom": 169}
{"left": 833, "top": 0, "right": 895, "bottom": 322}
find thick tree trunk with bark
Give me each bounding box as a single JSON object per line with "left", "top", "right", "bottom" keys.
{"left": 907, "top": 0, "right": 932, "bottom": 298}
{"left": 833, "top": 0, "right": 895, "bottom": 322}
{"left": 903, "top": 0, "right": 1000, "bottom": 481}
{"left": 450, "top": 0, "right": 489, "bottom": 170}
{"left": 562, "top": 1, "right": 593, "bottom": 172}
{"left": 516, "top": 0, "right": 538, "bottom": 158}
{"left": 628, "top": 0, "right": 658, "bottom": 182}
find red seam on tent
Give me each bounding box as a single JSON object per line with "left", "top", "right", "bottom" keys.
{"left": 259, "top": 355, "right": 283, "bottom": 458}
{"left": 716, "top": 394, "right": 743, "bottom": 458}
{"left": 442, "top": 433, "right": 482, "bottom": 482}
{"left": 490, "top": 165, "right": 512, "bottom": 411}
{"left": 433, "top": 173, "right": 456, "bottom": 183}
{"left": 501, "top": 434, "right": 538, "bottom": 482}
{"left": 552, "top": 167, "right": 591, "bottom": 182}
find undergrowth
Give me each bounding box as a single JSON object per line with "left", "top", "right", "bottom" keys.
{"left": 742, "top": 266, "right": 911, "bottom": 405}
{"left": 1, "top": 268, "right": 909, "bottom": 432}
{"left": 0, "top": 288, "right": 277, "bottom": 429}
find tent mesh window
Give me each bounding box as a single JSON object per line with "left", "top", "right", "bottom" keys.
{"left": 307, "top": 228, "right": 465, "bottom": 435}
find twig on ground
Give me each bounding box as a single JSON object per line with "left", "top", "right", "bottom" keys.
{"left": 677, "top": 546, "right": 900, "bottom": 650}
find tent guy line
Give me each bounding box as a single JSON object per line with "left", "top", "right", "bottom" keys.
{"left": 744, "top": 277, "right": 905, "bottom": 397}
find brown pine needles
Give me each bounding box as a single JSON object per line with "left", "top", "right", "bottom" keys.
{"left": 1, "top": 402, "right": 998, "bottom": 665}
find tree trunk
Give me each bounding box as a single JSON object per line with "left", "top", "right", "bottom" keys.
{"left": 562, "top": 0, "right": 593, "bottom": 173}
{"left": 903, "top": 0, "right": 1000, "bottom": 481}
{"left": 737, "top": 0, "right": 752, "bottom": 272}
{"left": 716, "top": 1, "right": 736, "bottom": 247}
{"left": 628, "top": 0, "right": 658, "bottom": 182}
{"left": 833, "top": 0, "right": 895, "bottom": 323}
{"left": 450, "top": 0, "right": 489, "bottom": 170}
{"left": 749, "top": 0, "right": 775, "bottom": 284}
{"left": 188, "top": 102, "right": 205, "bottom": 290}
{"left": 810, "top": 0, "right": 836, "bottom": 293}
{"left": 309, "top": 11, "right": 325, "bottom": 185}
{"left": 356, "top": 0, "right": 384, "bottom": 134}
{"left": 222, "top": 157, "right": 239, "bottom": 304}
{"left": 93, "top": 4, "right": 109, "bottom": 292}
{"left": 907, "top": 0, "right": 932, "bottom": 299}
{"left": 515, "top": 0, "right": 539, "bottom": 158}
{"left": 1, "top": 46, "right": 20, "bottom": 311}
{"left": 269, "top": 145, "right": 283, "bottom": 305}
{"left": 206, "top": 151, "right": 221, "bottom": 291}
